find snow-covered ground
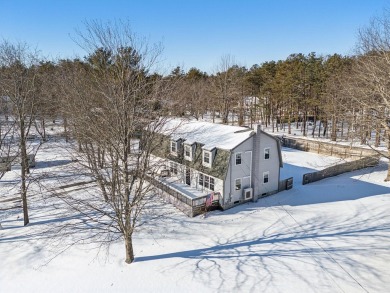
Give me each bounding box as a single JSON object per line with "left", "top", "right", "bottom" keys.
{"left": 1, "top": 140, "right": 389, "bottom": 292}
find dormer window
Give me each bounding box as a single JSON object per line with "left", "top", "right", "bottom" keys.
{"left": 203, "top": 150, "right": 212, "bottom": 167}
{"left": 170, "top": 140, "right": 177, "bottom": 153}
{"left": 184, "top": 145, "right": 192, "bottom": 161}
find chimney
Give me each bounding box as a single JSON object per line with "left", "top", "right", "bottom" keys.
{"left": 256, "top": 123, "right": 261, "bottom": 133}
{"left": 252, "top": 123, "right": 262, "bottom": 201}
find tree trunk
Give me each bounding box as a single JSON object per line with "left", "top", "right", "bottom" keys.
{"left": 318, "top": 120, "right": 322, "bottom": 137}
{"left": 288, "top": 113, "right": 291, "bottom": 135}
{"left": 125, "top": 235, "right": 134, "bottom": 264}
{"left": 375, "top": 127, "right": 380, "bottom": 147}
{"left": 312, "top": 116, "right": 317, "bottom": 138}
{"left": 323, "top": 120, "right": 327, "bottom": 137}
{"left": 238, "top": 100, "right": 244, "bottom": 126}
{"left": 64, "top": 116, "right": 69, "bottom": 142}
{"left": 331, "top": 115, "right": 337, "bottom": 141}
{"left": 386, "top": 133, "right": 390, "bottom": 182}
{"left": 20, "top": 123, "right": 29, "bottom": 226}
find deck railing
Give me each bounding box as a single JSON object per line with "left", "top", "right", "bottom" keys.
{"left": 145, "top": 174, "right": 221, "bottom": 216}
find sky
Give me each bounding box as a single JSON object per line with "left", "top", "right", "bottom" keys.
{"left": 0, "top": 0, "right": 389, "bottom": 73}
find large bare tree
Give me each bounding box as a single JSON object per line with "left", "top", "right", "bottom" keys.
{"left": 60, "top": 20, "right": 173, "bottom": 263}
{"left": 0, "top": 41, "right": 41, "bottom": 225}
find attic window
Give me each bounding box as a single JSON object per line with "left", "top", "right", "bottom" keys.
{"left": 170, "top": 140, "right": 177, "bottom": 153}
{"left": 184, "top": 145, "right": 192, "bottom": 161}
{"left": 264, "top": 148, "right": 270, "bottom": 160}
{"left": 235, "top": 153, "right": 242, "bottom": 165}
{"left": 203, "top": 150, "right": 212, "bottom": 167}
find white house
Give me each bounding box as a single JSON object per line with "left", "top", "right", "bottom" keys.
{"left": 151, "top": 119, "right": 285, "bottom": 214}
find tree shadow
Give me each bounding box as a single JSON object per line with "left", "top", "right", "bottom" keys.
{"left": 135, "top": 208, "right": 390, "bottom": 292}
{"left": 278, "top": 158, "right": 389, "bottom": 206}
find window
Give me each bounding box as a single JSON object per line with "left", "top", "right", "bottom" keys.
{"left": 171, "top": 141, "right": 177, "bottom": 153}
{"left": 235, "top": 178, "right": 241, "bottom": 190}
{"left": 203, "top": 150, "right": 211, "bottom": 165}
{"left": 198, "top": 173, "right": 215, "bottom": 191}
{"left": 198, "top": 173, "right": 203, "bottom": 186}
{"left": 204, "top": 176, "right": 210, "bottom": 189}
{"left": 184, "top": 145, "right": 192, "bottom": 160}
{"left": 235, "top": 153, "right": 242, "bottom": 165}
{"left": 209, "top": 177, "right": 215, "bottom": 191}
{"left": 264, "top": 148, "right": 270, "bottom": 160}
{"left": 170, "top": 162, "right": 178, "bottom": 175}
{"left": 263, "top": 172, "right": 269, "bottom": 183}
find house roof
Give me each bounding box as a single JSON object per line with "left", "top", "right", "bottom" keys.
{"left": 159, "top": 118, "right": 255, "bottom": 151}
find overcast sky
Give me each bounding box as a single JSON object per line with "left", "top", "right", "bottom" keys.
{"left": 0, "top": 0, "right": 388, "bottom": 73}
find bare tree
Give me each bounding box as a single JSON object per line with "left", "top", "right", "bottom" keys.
{"left": 0, "top": 40, "right": 41, "bottom": 225}
{"left": 59, "top": 20, "right": 173, "bottom": 263}
{"left": 211, "top": 55, "right": 242, "bottom": 124}
{"left": 348, "top": 10, "right": 390, "bottom": 180}
{"left": 34, "top": 61, "right": 60, "bottom": 141}
{"left": 0, "top": 95, "right": 16, "bottom": 179}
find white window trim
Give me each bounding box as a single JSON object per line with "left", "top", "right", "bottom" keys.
{"left": 184, "top": 144, "right": 192, "bottom": 161}
{"left": 264, "top": 147, "right": 270, "bottom": 160}
{"left": 235, "top": 152, "right": 242, "bottom": 165}
{"left": 263, "top": 171, "right": 269, "bottom": 184}
{"left": 170, "top": 140, "right": 178, "bottom": 154}
{"left": 198, "top": 173, "right": 204, "bottom": 186}
{"left": 209, "top": 177, "right": 215, "bottom": 191}
{"left": 170, "top": 161, "right": 178, "bottom": 175}
{"left": 198, "top": 172, "right": 215, "bottom": 192}
{"left": 202, "top": 150, "right": 212, "bottom": 167}
{"left": 235, "top": 178, "right": 242, "bottom": 190}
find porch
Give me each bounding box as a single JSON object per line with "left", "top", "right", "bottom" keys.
{"left": 146, "top": 175, "right": 221, "bottom": 217}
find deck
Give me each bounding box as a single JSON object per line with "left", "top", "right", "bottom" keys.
{"left": 146, "top": 175, "right": 221, "bottom": 217}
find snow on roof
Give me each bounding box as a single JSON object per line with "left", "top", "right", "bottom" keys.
{"left": 160, "top": 118, "right": 254, "bottom": 151}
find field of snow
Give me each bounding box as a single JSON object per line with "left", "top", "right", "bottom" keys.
{"left": 1, "top": 140, "right": 389, "bottom": 292}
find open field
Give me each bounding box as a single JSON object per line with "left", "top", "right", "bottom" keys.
{"left": 1, "top": 141, "right": 389, "bottom": 292}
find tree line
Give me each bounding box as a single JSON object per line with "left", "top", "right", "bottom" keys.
{"left": 0, "top": 12, "right": 389, "bottom": 264}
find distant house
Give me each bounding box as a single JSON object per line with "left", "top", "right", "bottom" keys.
{"left": 150, "top": 119, "right": 285, "bottom": 215}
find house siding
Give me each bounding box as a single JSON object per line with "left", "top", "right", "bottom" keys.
{"left": 150, "top": 122, "right": 283, "bottom": 214}
{"left": 224, "top": 137, "right": 254, "bottom": 206}
{"left": 255, "top": 131, "right": 280, "bottom": 197}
